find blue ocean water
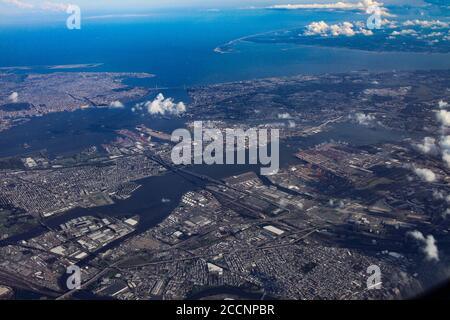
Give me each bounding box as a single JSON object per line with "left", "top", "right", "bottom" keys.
{"left": 1, "top": 8, "right": 450, "bottom": 88}
{"left": 1, "top": 8, "right": 449, "bottom": 157}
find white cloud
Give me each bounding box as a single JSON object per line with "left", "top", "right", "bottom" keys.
{"left": 135, "top": 93, "right": 186, "bottom": 116}
{"left": 391, "top": 29, "right": 418, "bottom": 36}
{"left": 40, "top": 1, "right": 69, "bottom": 12}
{"left": 268, "top": 0, "right": 392, "bottom": 16}
{"left": 380, "top": 18, "right": 397, "bottom": 29}
{"left": 438, "top": 100, "right": 448, "bottom": 109}
{"left": 305, "top": 21, "right": 330, "bottom": 36}
{"left": 270, "top": 2, "right": 361, "bottom": 10}
{"left": 415, "top": 137, "right": 439, "bottom": 155}
{"left": 355, "top": 113, "right": 375, "bottom": 125}
{"left": 1, "top": 0, "right": 33, "bottom": 9}
{"left": 424, "top": 32, "right": 444, "bottom": 38}
{"left": 278, "top": 112, "right": 292, "bottom": 119}
{"left": 442, "top": 151, "right": 450, "bottom": 168}
{"left": 1, "top": 0, "right": 70, "bottom": 12}
{"left": 413, "top": 167, "right": 437, "bottom": 182}
{"left": 403, "top": 19, "right": 449, "bottom": 29}
{"left": 408, "top": 230, "right": 439, "bottom": 262}
{"left": 436, "top": 109, "right": 450, "bottom": 126}
{"left": 360, "top": 28, "right": 374, "bottom": 36}
{"left": 8, "top": 91, "right": 18, "bottom": 103}
{"left": 304, "top": 20, "right": 373, "bottom": 37}
{"left": 439, "top": 136, "right": 450, "bottom": 168}
{"left": 440, "top": 135, "right": 450, "bottom": 151}
{"left": 330, "top": 21, "right": 356, "bottom": 36}
{"left": 109, "top": 100, "right": 124, "bottom": 109}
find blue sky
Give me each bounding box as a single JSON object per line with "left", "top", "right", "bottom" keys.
{"left": 0, "top": 0, "right": 425, "bottom": 13}
{"left": 1, "top": 0, "right": 269, "bottom": 13}
{"left": 0, "top": 0, "right": 431, "bottom": 24}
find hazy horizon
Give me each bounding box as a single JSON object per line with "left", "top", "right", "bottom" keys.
{"left": 0, "top": 0, "right": 428, "bottom": 22}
